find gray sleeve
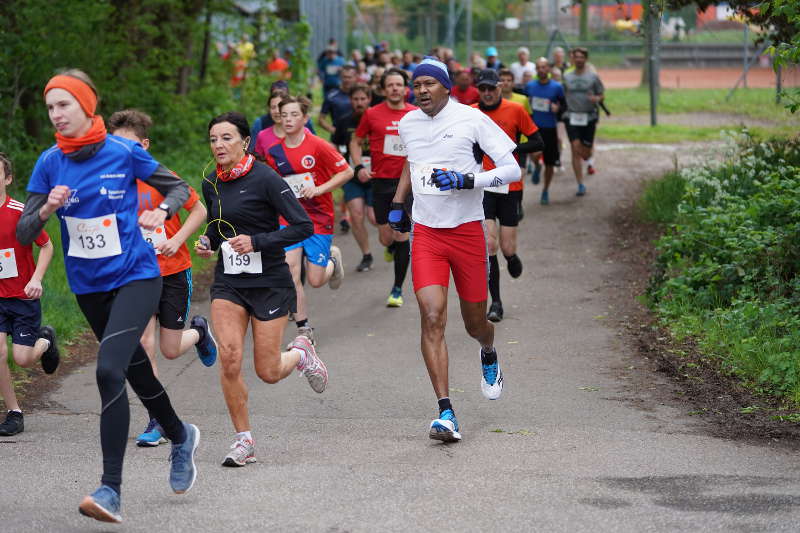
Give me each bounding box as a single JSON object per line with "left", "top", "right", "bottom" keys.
{"left": 593, "top": 75, "right": 604, "bottom": 96}
{"left": 16, "top": 193, "right": 49, "bottom": 246}
{"left": 143, "top": 165, "right": 190, "bottom": 218}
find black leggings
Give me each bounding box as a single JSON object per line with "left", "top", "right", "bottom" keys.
{"left": 76, "top": 277, "right": 185, "bottom": 494}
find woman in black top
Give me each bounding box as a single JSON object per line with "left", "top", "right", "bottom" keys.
{"left": 195, "top": 112, "right": 327, "bottom": 467}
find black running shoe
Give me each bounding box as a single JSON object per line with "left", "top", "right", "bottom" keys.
{"left": 507, "top": 255, "right": 523, "bottom": 279}
{"left": 487, "top": 301, "right": 504, "bottom": 322}
{"left": 339, "top": 219, "right": 350, "bottom": 233}
{"left": 39, "top": 325, "right": 60, "bottom": 374}
{"left": 356, "top": 254, "right": 373, "bottom": 272}
{"left": 0, "top": 411, "right": 23, "bottom": 436}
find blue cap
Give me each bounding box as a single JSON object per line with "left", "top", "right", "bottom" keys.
{"left": 412, "top": 56, "right": 452, "bottom": 90}
{"left": 486, "top": 46, "right": 498, "bottom": 57}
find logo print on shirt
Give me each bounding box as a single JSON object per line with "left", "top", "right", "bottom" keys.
{"left": 301, "top": 155, "right": 316, "bottom": 169}
{"left": 489, "top": 176, "right": 503, "bottom": 187}
{"left": 442, "top": 133, "right": 454, "bottom": 139}
{"left": 64, "top": 189, "right": 80, "bottom": 208}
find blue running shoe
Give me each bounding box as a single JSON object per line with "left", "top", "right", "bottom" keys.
{"left": 576, "top": 183, "right": 586, "bottom": 197}
{"left": 79, "top": 485, "right": 122, "bottom": 523}
{"left": 540, "top": 190, "right": 549, "bottom": 205}
{"left": 429, "top": 409, "right": 462, "bottom": 442}
{"left": 191, "top": 316, "right": 217, "bottom": 367}
{"left": 169, "top": 423, "right": 200, "bottom": 494}
{"left": 136, "top": 418, "right": 166, "bottom": 447}
{"left": 480, "top": 350, "right": 504, "bottom": 400}
{"left": 532, "top": 163, "right": 541, "bottom": 185}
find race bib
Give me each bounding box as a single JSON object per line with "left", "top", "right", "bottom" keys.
{"left": 325, "top": 64, "right": 340, "bottom": 76}
{"left": 221, "top": 241, "right": 263, "bottom": 275}
{"left": 362, "top": 156, "right": 371, "bottom": 171}
{"left": 485, "top": 184, "right": 510, "bottom": 194}
{"left": 140, "top": 225, "right": 167, "bottom": 255}
{"left": 409, "top": 162, "right": 452, "bottom": 196}
{"left": 383, "top": 135, "right": 407, "bottom": 157}
{"left": 283, "top": 173, "right": 314, "bottom": 198}
{"left": 65, "top": 213, "right": 122, "bottom": 259}
{"left": 531, "top": 97, "right": 550, "bottom": 112}
{"left": 570, "top": 112, "right": 589, "bottom": 126}
{"left": 0, "top": 248, "right": 18, "bottom": 280}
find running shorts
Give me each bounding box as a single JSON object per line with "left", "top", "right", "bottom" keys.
{"left": 539, "top": 127, "right": 560, "bottom": 166}
{"left": 410, "top": 221, "right": 488, "bottom": 302}
{"left": 157, "top": 269, "right": 192, "bottom": 330}
{"left": 211, "top": 281, "right": 296, "bottom": 322}
{"left": 372, "top": 178, "right": 413, "bottom": 225}
{"left": 483, "top": 190, "right": 523, "bottom": 227}
{"left": 285, "top": 233, "right": 334, "bottom": 267}
{"left": 343, "top": 177, "right": 373, "bottom": 205}
{"left": 566, "top": 119, "right": 598, "bottom": 148}
{"left": 0, "top": 297, "right": 41, "bottom": 347}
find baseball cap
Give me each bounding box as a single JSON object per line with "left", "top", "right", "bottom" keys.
{"left": 475, "top": 69, "right": 500, "bottom": 88}
{"left": 486, "top": 46, "right": 498, "bottom": 57}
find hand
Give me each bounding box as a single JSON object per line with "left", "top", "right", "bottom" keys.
{"left": 24, "top": 278, "right": 43, "bottom": 299}
{"left": 41, "top": 185, "right": 70, "bottom": 218}
{"left": 431, "top": 168, "right": 474, "bottom": 191}
{"left": 138, "top": 209, "right": 167, "bottom": 231}
{"left": 589, "top": 94, "right": 602, "bottom": 103}
{"left": 356, "top": 166, "right": 372, "bottom": 183}
{"left": 194, "top": 235, "right": 214, "bottom": 258}
{"left": 228, "top": 234, "right": 254, "bottom": 254}
{"left": 387, "top": 202, "right": 411, "bottom": 233}
{"left": 156, "top": 237, "right": 181, "bottom": 257}
{"left": 299, "top": 183, "right": 319, "bottom": 199}
{"left": 550, "top": 102, "right": 560, "bottom": 113}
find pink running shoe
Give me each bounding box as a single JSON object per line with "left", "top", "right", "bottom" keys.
{"left": 292, "top": 335, "right": 328, "bottom": 393}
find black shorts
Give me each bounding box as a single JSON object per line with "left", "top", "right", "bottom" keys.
{"left": 157, "top": 269, "right": 192, "bottom": 330}
{"left": 372, "top": 178, "right": 413, "bottom": 225}
{"left": 566, "top": 119, "right": 598, "bottom": 148}
{"left": 483, "top": 190, "right": 523, "bottom": 227}
{"left": 211, "top": 280, "right": 296, "bottom": 322}
{"left": 539, "top": 127, "right": 560, "bottom": 166}
{"left": 0, "top": 297, "right": 41, "bottom": 347}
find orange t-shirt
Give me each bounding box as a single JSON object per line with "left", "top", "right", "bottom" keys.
{"left": 137, "top": 180, "right": 200, "bottom": 276}
{"left": 472, "top": 99, "right": 538, "bottom": 191}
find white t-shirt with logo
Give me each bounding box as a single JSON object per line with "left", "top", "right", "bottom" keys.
{"left": 398, "top": 100, "right": 516, "bottom": 228}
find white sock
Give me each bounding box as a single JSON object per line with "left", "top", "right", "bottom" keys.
{"left": 295, "top": 347, "right": 308, "bottom": 368}
{"left": 9, "top": 409, "right": 22, "bottom": 414}
{"left": 236, "top": 431, "right": 252, "bottom": 442}
{"left": 586, "top": 157, "right": 594, "bottom": 166}
{"left": 37, "top": 338, "right": 51, "bottom": 351}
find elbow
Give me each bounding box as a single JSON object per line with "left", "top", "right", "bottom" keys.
{"left": 300, "top": 220, "right": 314, "bottom": 239}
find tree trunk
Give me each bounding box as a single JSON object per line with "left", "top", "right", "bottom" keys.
{"left": 579, "top": 0, "right": 588, "bottom": 42}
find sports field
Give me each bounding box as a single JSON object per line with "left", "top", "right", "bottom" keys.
{"left": 599, "top": 66, "right": 800, "bottom": 89}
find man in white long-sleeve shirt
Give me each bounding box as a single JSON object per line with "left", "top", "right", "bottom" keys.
{"left": 388, "top": 57, "right": 521, "bottom": 442}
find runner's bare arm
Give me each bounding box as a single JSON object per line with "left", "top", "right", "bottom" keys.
{"left": 318, "top": 112, "right": 335, "bottom": 134}
{"left": 157, "top": 200, "right": 207, "bottom": 257}
{"left": 24, "top": 239, "right": 54, "bottom": 299}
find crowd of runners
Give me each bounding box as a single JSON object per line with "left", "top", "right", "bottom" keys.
{"left": 0, "top": 42, "right": 606, "bottom": 524}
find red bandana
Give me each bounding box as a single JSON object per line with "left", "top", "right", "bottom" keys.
{"left": 216, "top": 153, "right": 255, "bottom": 182}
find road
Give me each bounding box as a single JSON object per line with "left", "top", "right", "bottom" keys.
{"left": 3, "top": 142, "right": 800, "bottom": 532}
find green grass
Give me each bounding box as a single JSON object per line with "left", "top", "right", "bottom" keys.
{"left": 638, "top": 170, "right": 686, "bottom": 225}
{"left": 598, "top": 123, "right": 725, "bottom": 143}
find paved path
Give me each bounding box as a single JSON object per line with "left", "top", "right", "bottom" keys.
{"left": 3, "top": 143, "right": 800, "bottom": 532}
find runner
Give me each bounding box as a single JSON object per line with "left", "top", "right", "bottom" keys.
{"left": 336, "top": 84, "right": 377, "bottom": 272}
{"left": 265, "top": 96, "right": 352, "bottom": 344}
{"left": 17, "top": 69, "right": 198, "bottom": 523}
{"left": 498, "top": 69, "right": 533, "bottom": 183}
{"left": 472, "top": 69, "right": 542, "bottom": 323}
{"left": 562, "top": 47, "right": 605, "bottom": 195}
{"left": 525, "top": 58, "right": 567, "bottom": 204}
{"left": 195, "top": 110, "right": 325, "bottom": 467}
{"left": 0, "top": 152, "right": 59, "bottom": 437}
{"left": 450, "top": 69, "right": 479, "bottom": 105}
{"left": 349, "top": 68, "right": 417, "bottom": 307}
{"left": 389, "top": 57, "right": 519, "bottom": 442}
{"left": 107, "top": 110, "right": 217, "bottom": 448}
{"left": 254, "top": 92, "right": 312, "bottom": 158}
{"left": 509, "top": 46, "right": 535, "bottom": 85}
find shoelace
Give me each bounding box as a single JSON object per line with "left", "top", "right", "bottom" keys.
{"left": 482, "top": 362, "right": 498, "bottom": 385}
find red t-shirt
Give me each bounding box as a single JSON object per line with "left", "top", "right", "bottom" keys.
{"left": 354, "top": 101, "right": 417, "bottom": 179}
{"left": 0, "top": 196, "right": 50, "bottom": 299}
{"left": 137, "top": 181, "right": 201, "bottom": 276}
{"left": 472, "top": 99, "right": 538, "bottom": 191}
{"left": 452, "top": 85, "right": 480, "bottom": 105}
{"left": 268, "top": 57, "right": 289, "bottom": 73}
{"left": 265, "top": 133, "right": 348, "bottom": 234}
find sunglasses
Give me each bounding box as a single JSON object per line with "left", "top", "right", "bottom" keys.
{"left": 477, "top": 85, "right": 498, "bottom": 92}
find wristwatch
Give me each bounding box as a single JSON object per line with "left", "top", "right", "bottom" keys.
{"left": 157, "top": 202, "right": 171, "bottom": 218}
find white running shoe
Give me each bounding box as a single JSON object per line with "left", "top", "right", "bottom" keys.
{"left": 328, "top": 245, "right": 344, "bottom": 289}
{"left": 222, "top": 437, "right": 256, "bottom": 467}
{"left": 480, "top": 349, "right": 504, "bottom": 400}
{"left": 293, "top": 335, "right": 328, "bottom": 393}
{"left": 429, "top": 409, "right": 462, "bottom": 442}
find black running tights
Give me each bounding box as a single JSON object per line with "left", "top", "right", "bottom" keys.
{"left": 76, "top": 277, "right": 186, "bottom": 495}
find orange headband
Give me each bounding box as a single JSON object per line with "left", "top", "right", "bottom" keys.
{"left": 43, "top": 75, "right": 97, "bottom": 116}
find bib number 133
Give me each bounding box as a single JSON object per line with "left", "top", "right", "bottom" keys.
{"left": 65, "top": 214, "right": 123, "bottom": 259}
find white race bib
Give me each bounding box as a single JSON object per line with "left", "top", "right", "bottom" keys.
{"left": 140, "top": 225, "right": 168, "bottom": 255}
{"left": 325, "top": 64, "right": 340, "bottom": 76}
{"left": 283, "top": 173, "right": 314, "bottom": 198}
{"left": 65, "top": 214, "right": 122, "bottom": 259}
{"left": 531, "top": 97, "right": 550, "bottom": 112}
{"left": 485, "top": 184, "right": 510, "bottom": 194}
{"left": 409, "top": 162, "right": 452, "bottom": 196}
{"left": 383, "top": 135, "right": 407, "bottom": 157}
{"left": 221, "top": 241, "right": 263, "bottom": 275}
{"left": 0, "top": 248, "right": 18, "bottom": 280}
{"left": 362, "top": 156, "right": 371, "bottom": 171}
{"left": 570, "top": 112, "right": 589, "bottom": 126}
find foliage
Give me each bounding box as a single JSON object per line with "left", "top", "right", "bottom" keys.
{"left": 647, "top": 135, "right": 800, "bottom": 402}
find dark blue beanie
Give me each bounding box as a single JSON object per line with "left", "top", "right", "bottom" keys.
{"left": 412, "top": 57, "right": 452, "bottom": 90}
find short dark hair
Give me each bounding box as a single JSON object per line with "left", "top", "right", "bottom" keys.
{"left": 0, "top": 152, "right": 12, "bottom": 179}
{"left": 572, "top": 47, "right": 589, "bottom": 58}
{"left": 341, "top": 64, "right": 357, "bottom": 75}
{"left": 350, "top": 84, "right": 372, "bottom": 99}
{"left": 381, "top": 67, "right": 408, "bottom": 88}
{"left": 498, "top": 68, "right": 514, "bottom": 80}
{"left": 108, "top": 109, "right": 153, "bottom": 139}
{"left": 208, "top": 111, "right": 250, "bottom": 141}
{"left": 278, "top": 95, "right": 312, "bottom": 116}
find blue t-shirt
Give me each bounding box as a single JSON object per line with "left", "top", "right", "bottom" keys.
{"left": 319, "top": 56, "right": 345, "bottom": 90}
{"left": 320, "top": 88, "right": 353, "bottom": 129}
{"left": 27, "top": 135, "right": 162, "bottom": 294}
{"left": 525, "top": 79, "right": 565, "bottom": 129}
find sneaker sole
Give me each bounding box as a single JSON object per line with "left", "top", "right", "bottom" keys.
{"left": 487, "top": 312, "right": 502, "bottom": 323}
{"left": 172, "top": 424, "right": 200, "bottom": 494}
{"left": 79, "top": 497, "right": 122, "bottom": 523}
{"left": 136, "top": 437, "right": 167, "bottom": 447}
{"left": 222, "top": 456, "right": 257, "bottom": 467}
{"left": 429, "top": 424, "right": 462, "bottom": 442}
{"left": 200, "top": 326, "right": 218, "bottom": 367}
{"left": 386, "top": 298, "right": 403, "bottom": 308}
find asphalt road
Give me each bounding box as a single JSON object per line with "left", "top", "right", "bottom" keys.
{"left": 3, "top": 143, "right": 800, "bottom": 532}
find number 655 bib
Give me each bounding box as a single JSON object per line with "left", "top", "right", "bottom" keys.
{"left": 65, "top": 214, "right": 122, "bottom": 259}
